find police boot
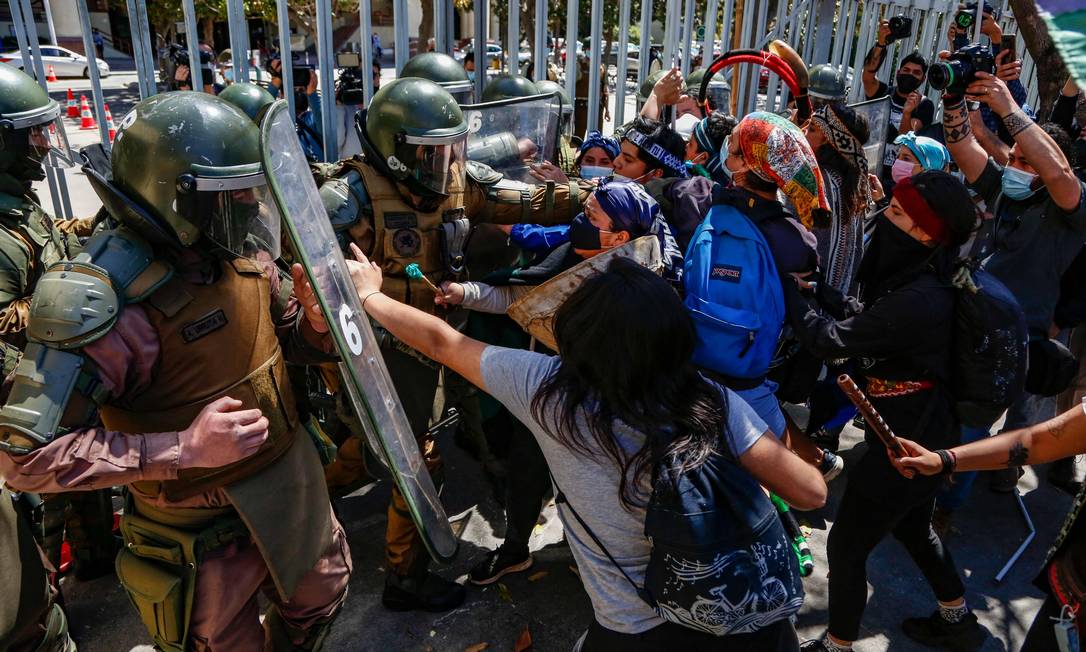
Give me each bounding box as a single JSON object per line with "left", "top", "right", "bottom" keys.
{"left": 382, "top": 555, "right": 466, "bottom": 613}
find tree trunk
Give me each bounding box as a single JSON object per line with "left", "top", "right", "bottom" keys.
{"left": 418, "top": 0, "right": 433, "bottom": 52}
{"left": 1008, "top": 0, "right": 1068, "bottom": 119}
{"left": 201, "top": 17, "right": 215, "bottom": 48}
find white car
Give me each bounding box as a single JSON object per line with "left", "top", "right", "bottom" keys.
{"left": 0, "top": 46, "right": 111, "bottom": 78}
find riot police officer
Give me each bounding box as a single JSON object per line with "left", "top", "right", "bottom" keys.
{"left": 808, "top": 63, "right": 849, "bottom": 109}
{"left": 0, "top": 62, "right": 116, "bottom": 585}
{"left": 0, "top": 92, "right": 350, "bottom": 650}
{"left": 219, "top": 81, "right": 276, "bottom": 122}
{"left": 316, "top": 78, "right": 588, "bottom": 612}
{"left": 400, "top": 52, "right": 474, "bottom": 104}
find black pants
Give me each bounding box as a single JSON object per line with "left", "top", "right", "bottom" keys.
{"left": 827, "top": 450, "right": 965, "bottom": 641}
{"left": 501, "top": 418, "right": 551, "bottom": 555}
{"left": 581, "top": 618, "right": 799, "bottom": 651}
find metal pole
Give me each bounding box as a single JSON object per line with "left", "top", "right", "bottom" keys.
{"left": 587, "top": 0, "right": 603, "bottom": 133}
{"left": 533, "top": 0, "right": 547, "bottom": 81}
{"left": 435, "top": 0, "right": 448, "bottom": 54}
{"left": 638, "top": 0, "right": 653, "bottom": 89}
{"left": 181, "top": 0, "right": 202, "bottom": 92}
{"left": 972, "top": 0, "right": 984, "bottom": 44}
{"left": 737, "top": 0, "right": 755, "bottom": 115}
{"left": 360, "top": 0, "right": 374, "bottom": 103}
{"left": 19, "top": 0, "right": 49, "bottom": 91}
{"left": 125, "top": 0, "right": 156, "bottom": 98}
{"left": 719, "top": 0, "right": 735, "bottom": 57}
{"left": 475, "top": 0, "right": 488, "bottom": 100}
{"left": 226, "top": 0, "right": 250, "bottom": 83}
{"left": 994, "top": 489, "right": 1036, "bottom": 582}
{"left": 765, "top": 0, "right": 787, "bottom": 112}
{"left": 614, "top": 0, "right": 632, "bottom": 125}
{"left": 315, "top": 0, "right": 338, "bottom": 162}
{"left": 42, "top": 0, "right": 57, "bottom": 45}
{"left": 277, "top": 0, "right": 296, "bottom": 116}
{"left": 702, "top": 0, "right": 720, "bottom": 72}
{"left": 811, "top": 0, "right": 835, "bottom": 66}
{"left": 394, "top": 0, "right": 409, "bottom": 74}
{"left": 662, "top": 0, "right": 679, "bottom": 67}
{"left": 679, "top": 0, "right": 694, "bottom": 77}
{"left": 563, "top": 0, "right": 577, "bottom": 109}
{"left": 8, "top": 0, "right": 31, "bottom": 77}
{"left": 76, "top": 0, "right": 110, "bottom": 150}
{"left": 508, "top": 0, "right": 520, "bottom": 73}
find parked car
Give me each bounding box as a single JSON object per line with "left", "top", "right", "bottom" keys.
{"left": 0, "top": 46, "right": 111, "bottom": 78}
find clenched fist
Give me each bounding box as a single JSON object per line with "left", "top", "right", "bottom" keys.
{"left": 179, "top": 396, "right": 269, "bottom": 469}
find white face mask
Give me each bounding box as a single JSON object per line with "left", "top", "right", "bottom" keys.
{"left": 579, "top": 165, "right": 613, "bottom": 180}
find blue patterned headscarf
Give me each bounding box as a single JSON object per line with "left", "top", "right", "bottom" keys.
{"left": 577, "top": 130, "right": 620, "bottom": 162}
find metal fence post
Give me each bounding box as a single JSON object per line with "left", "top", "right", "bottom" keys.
{"left": 360, "top": 0, "right": 374, "bottom": 103}
{"left": 125, "top": 0, "right": 157, "bottom": 98}
{"left": 533, "top": 0, "right": 547, "bottom": 81}
{"left": 563, "top": 0, "right": 578, "bottom": 113}
{"left": 475, "top": 0, "right": 489, "bottom": 99}
{"left": 680, "top": 0, "right": 695, "bottom": 77}
{"left": 638, "top": 0, "right": 653, "bottom": 95}
{"left": 180, "top": 0, "right": 202, "bottom": 92}
{"left": 587, "top": 0, "right": 603, "bottom": 133}
{"left": 315, "top": 0, "right": 338, "bottom": 162}
{"left": 394, "top": 0, "right": 409, "bottom": 74}
{"left": 614, "top": 0, "right": 633, "bottom": 125}
{"left": 76, "top": 0, "right": 110, "bottom": 150}
{"left": 702, "top": 0, "right": 721, "bottom": 71}
{"left": 226, "top": 0, "right": 250, "bottom": 83}
{"left": 508, "top": 0, "right": 520, "bottom": 73}
{"left": 276, "top": 0, "right": 296, "bottom": 117}
{"left": 435, "top": 0, "right": 449, "bottom": 54}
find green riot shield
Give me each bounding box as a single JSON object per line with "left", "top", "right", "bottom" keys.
{"left": 259, "top": 100, "right": 458, "bottom": 563}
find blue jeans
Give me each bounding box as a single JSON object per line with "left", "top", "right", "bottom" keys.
{"left": 734, "top": 380, "right": 787, "bottom": 439}
{"left": 935, "top": 424, "right": 991, "bottom": 511}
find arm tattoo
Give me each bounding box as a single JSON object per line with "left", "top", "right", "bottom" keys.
{"left": 1006, "top": 441, "right": 1029, "bottom": 468}
{"left": 1001, "top": 109, "right": 1034, "bottom": 138}
{"left": 943, "top": 102, "right": 972, "bottom": 144}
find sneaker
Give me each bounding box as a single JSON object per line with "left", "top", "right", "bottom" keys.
{"left": 809, "top": 428, "right": 841, "bottom": 454}
{"left": 819, "top": 449, "right": 845, "bottom": 482}
{"left": 901, "top": 610, "right": 987, "bottom": 651}
{"left": 799, "top": 641, "right": 829, "bottom": 651}
{"left": 382, "top": 570, "right": 466, "bottom": 612}
{"left": 989, "top": 467, "right": 1025, "bottom": 494}
{"left": 469, "top": 547, "right": 533, "bottom": 586}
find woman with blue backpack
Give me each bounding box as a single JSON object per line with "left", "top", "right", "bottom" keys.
{"left": 332, "top": 249, "right": 827, "bottom": 651}
{"left": 787, "top": 171, "right": 987, "bottom": 652}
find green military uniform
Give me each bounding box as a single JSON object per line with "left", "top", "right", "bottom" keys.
{"left": 315, "top": 78, "right": 588, "bottom": 611}
{"left": 0, "top": 92, "right": 348, "bottom": 650}
{"left": 0, "top": 62, "right": 113, "bottom": 583}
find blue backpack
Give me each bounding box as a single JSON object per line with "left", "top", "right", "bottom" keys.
{"left": 683, "top": 204, "right": 785, "bottom": 381}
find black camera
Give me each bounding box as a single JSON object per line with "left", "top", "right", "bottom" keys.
{"left": 886, "top": 15, "right": 913, "bottom": 43}
{"left": 334, "top": 52, "right": 367, "bottom": 104}
{"left": 954, "top": 10, "right": 976, "bottom": 30}
{"left": 165, "top": 44, "right": 213, "bottom": 88}
{"left": 928, "top": 43, "right": 994, "bottom": 94}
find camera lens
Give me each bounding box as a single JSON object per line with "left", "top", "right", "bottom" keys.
{"left": 928, "top": 61, "right": 954, "bottom": 91}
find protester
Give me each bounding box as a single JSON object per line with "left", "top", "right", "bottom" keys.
{"left": 611, "top": 116, "right": 688, "bottom": 185}
{"left": 803, "top": 104, "right": 872, "bottom": 293}
{"left": 337, "top": 250, "right": 825, "bottom": 650}
{"left": 941, "top": 70, "right": 1086, "bottom": 499}
{"left": 891, "top": 402, "right": 1086, "bottom": 651}
{"left": 790, "top": 171, "right": 984, "bottom": 651}
{"left": 529, "top": 130, "right": 619, "bottom": 184}
{"left": 684, "top": 111, "right": 736, "bottom": 183}
{"left": 891, "top": 132, "right": 951, "bottom": 181}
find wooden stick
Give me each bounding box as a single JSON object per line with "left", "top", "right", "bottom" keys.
{"left": 837, "top": 374, "right": 907, "bottom": 458}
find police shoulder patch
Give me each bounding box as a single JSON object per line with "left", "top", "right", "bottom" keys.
{"left": 391, "top": 228, "right": 422, "bottom": 256}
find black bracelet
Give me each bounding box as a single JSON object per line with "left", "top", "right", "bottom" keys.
{"left": 935, "top": 449, "right": 956, "bottom": 475}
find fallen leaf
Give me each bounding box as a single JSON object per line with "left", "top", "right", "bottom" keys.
{"left": 464, "top": 644, "right": 489, "bottom": 652}
{"left": 527, "top": 570, "right": 548, "bottom": 582}
{"left": 497, "top": 582, "right": 513, "bottom": 604}
{"left": 514, "top": 625, "right": 532, "bottom": 652}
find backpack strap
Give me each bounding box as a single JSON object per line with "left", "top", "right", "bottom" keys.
{"left": 549, "top": 473, "right": 656, "bottom": 607}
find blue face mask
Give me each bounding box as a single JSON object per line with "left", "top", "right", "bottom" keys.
{"left": 466, "top": 71, "right": 476, "bottom": 82}
{"left": 1001, "top": 165, "right": 1039, "bottom": 201}
{"left": 579, "top": 165, "right": 612, "bottom": 180}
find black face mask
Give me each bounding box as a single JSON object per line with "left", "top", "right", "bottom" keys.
{"left": 895, "top": 73, "right": 922, "bottom": 95}
{"left": 859, "top": 214, "right": 933, "bottom": 287}
{"left": 568, "top": 212, "right": 602, "bottom": 250}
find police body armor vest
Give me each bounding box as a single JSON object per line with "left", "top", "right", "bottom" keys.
{"left": 349, "top": 159, "right": 466, "bottom": 313}
{"left": 0, "top": 195, "right": 76, "bottom": 317}
{"left": 100, "top": 257, "right": 299, "bottom": 502}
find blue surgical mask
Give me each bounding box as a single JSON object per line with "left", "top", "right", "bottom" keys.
{"left": 1001, "top": 165, "right": 1039, "bottom": 201}
{"left": 466, "top": 71, "right": 476, "bottom": 82}
{"left": 579, "top": 165, "right": 612, "bottom": 180}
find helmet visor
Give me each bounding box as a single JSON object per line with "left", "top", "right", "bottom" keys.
{"left": 399, "top": 134, "right": 467, "bottom": 197}
{"left": 202, "top": 182, "right": 282, "bottom": 261}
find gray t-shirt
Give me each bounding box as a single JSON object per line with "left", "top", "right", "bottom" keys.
{"left": 480, "top": 346, "right": 769, "bottom": 634}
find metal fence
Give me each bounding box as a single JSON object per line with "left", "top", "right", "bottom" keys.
{"left": 13, "top": 0, "right": 1041, "bottom": 220}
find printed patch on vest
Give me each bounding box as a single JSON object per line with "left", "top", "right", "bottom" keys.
{"left": 181, "top": 309, "right": 228, "bottom": 343}
{"left": 710, "top": 264, "right": 742, "bottom": 283}
{"left": 392, "top": 228, "right": 422, "bottom": 256}
{"left": 385, "top": 212, "right": 418, "bottom": 229}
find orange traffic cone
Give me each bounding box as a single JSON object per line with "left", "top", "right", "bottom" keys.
{"left": 104, "top": 104, "right": 116, "bottom": 142}
{"left": 66, "top": 88, "right": 77, "bottom": 118}
{"left": 46, "top": 65, "right": 57, "bottom": 82}
{"left": 78, "top": 95, "right": 96, "bottom": 130}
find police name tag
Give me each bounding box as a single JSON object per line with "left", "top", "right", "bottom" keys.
{"left": 181, "top": 309, "right": 228, "bottom": 343}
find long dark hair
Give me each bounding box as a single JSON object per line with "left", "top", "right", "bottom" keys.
{"left": 530, "top": 258, "right": 728, "bottom": 510}
{"left": 815, "top": 104, "right": 870, "bottom": 219}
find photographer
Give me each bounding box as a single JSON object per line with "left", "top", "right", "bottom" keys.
{"left": 941, "top": 71, "right": 1086, "bottom": 493}
{"left": 862, "top": 23, "right": 935, "bottom": 190}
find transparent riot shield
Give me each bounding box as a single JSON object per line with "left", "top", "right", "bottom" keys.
{"left": 460, "top": 92, "right": 561, "bottom": 183}
{"left": 848, "top": 96, "right": 891, "bottom": 174}
{"left": 259, "top": 100, "right": 458, "bottom": 562}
